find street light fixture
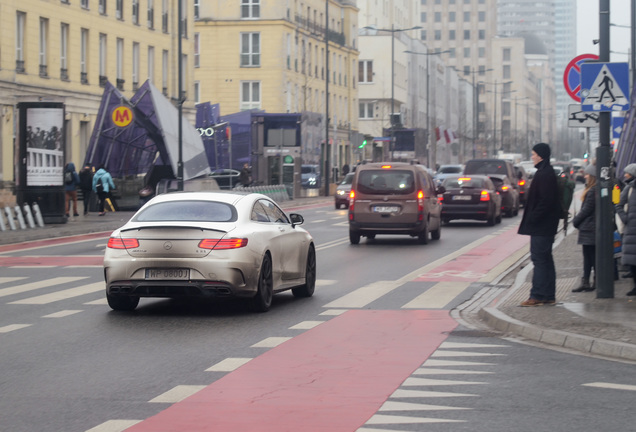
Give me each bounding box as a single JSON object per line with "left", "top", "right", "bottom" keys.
{"left": 404, "top": 49, "right": 450, "bottom": 169}
{"left": 364, "top": 25, "right": 422, "bottom": 160}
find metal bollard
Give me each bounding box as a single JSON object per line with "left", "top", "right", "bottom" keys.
{"left": 0, "top": 208, "right": 6, "bottom": 231}
{"left": 23, "top": 203, "right": 36, "bottom": 229}
{"left": 14, "top": 205, "right": 26, "bottom": 230}
{"left": 4, "top": 206, "right": 16, "bottom": 230}
{"left": 32, "top": 203, "right": 45, "bottom": 227}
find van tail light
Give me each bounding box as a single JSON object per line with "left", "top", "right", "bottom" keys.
{"left": 198, "top": 238, "right": 248, "bottom": 250}
{"left": 438, "top": 194, "right": 444, "bottom": 203}
{"left": 480, "top": 190, "right": 490, "bottom": 201}
{"left": 349, "top": 190, "right": 355, "bottom": 219}
{"left": 518, "top": 180, "right": 525, "bottom": 187}
{"left": 501, "top": 185, "right": 510, "bottom": 192}
{"left": 107, "top": 237, "right": 140, "bottom": 249}
{"left": 417, "top": 190, "right": 424, "bottom": 221}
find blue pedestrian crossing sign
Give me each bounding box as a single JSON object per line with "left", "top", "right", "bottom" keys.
{"left": 580, "top": 62, "right": 630, "bottom": 111}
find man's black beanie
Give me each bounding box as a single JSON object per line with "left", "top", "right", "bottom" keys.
{"left": 532, "top": 143, "right": 551, "bottom": 160}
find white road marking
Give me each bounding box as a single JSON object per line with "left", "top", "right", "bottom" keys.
{"left": 319, "top": 309, "right": 348, "bottom": 316}
{"left": 402, "top": 281, "right": 470, "bottom": 309}
{"left": 379, "top": 401, "right": 471, "bottom": 411}
{"left": 0, "top": 277, "right": 28, "bottom": 284}
{"left": 10, "top": 282, "right": 104, "bottom": 304}
{"left": 412, "top": 368, "right": 493, "bottom": 375}
{"left": 365, "top": 414, "right": 465, "bottom": 424}
{"left": 85, "top": 298, "right": 108, "bottom": 305}
{"left": 422, "top": 359, "right": 496, "bottom": 367}
{"left": 0, "top": 324, "right": 32, "bottom": 333}
{"left": 311, "top": 219, "right": 326, "bottom": 223}
{"left": 439, "top": 342, "right": 509, "bottom": 349}
{"left": 323, "top": 281, "right": 401, "bottom": 308}
{"left": 84, "top": 420, "right": 142, "bottom": 432}
{"left": 206, "top": 357, "right": 252, "bottom": 372}
{"left": 289, "top": 321, "right": 324, "bottom": 330}
{"left": 43, "top": 310, "right": 83, "bottom": 318}
{"left": 8, "top": 266, "right": 56, "bottom": 269}
{"left": 583, "top": 382, "right": 636, "bottom": 391}
{"left": 431, "top": 350, "right": 506, "bottom": 357}
{"left": 403, "top": 377, "right": 486, "bottom": 386}
{"left": 316, "top": 238, "right": 350, "bottom": 251}
{"left": 391, "top": 389, "right": 478, "bottom": 398}
{"left": 316, "top": 279, "right": 338, "bottom": 286}
{"left": 149, "top": 385, "right": 207, "bottom": 403}
{"left": 0, "top": 277, "right": 87, "bottom": 298}
{"left": 251, "top": 337, "right": 292, "bottom": 348}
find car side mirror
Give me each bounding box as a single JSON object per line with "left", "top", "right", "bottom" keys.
{"left": 436, "top": 186, "right": 446, "bottom": 195}
{"left": 290, "top": 213, "right": 304, "bottom": 227}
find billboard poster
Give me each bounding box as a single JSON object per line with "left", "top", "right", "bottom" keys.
{"left": 25, "top": 107, "right": 64, "bottom": 186}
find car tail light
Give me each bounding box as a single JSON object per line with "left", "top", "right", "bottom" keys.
{"left": 501, "top": 185, "right": 510, "bottom": 191}
{"left": 349, "top": 190, "right": 355, "bottom": 219}
{"left": 417, "top": 190, "right": 424, "bottom": 221}
{"left": 480, "top": 190, "right": 490, "bottom": 201}
{"left": 438, "top": 194, "right": 444, "bottom": 202}
{"left": 107, "top": 237, "right": 140, "bottom": 249}
{"left": 518, "top": 180, "right": 525, "bottom": 186}
{"left": 198, "top": 238, "right": 248, "bottom": 250}
{"left": 458, "top": 177, "right": 472, "bottom": 181}
{"left": 381, "top": 165, "right": 392, "bottom": 169}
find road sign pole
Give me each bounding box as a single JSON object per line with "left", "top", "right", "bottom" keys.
{"left": 596, "top": 0, "right": 614, "bottom": 299}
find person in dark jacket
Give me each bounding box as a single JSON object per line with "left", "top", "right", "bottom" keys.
{"left": 518, "top": 143, "right": 561, "bottom": 306}
{"left": 615, "top": 163, "right": 636, "bottom": 296}
{"left": 79, "top": 164, "right": 94, "bottom": 215}
{"left": 63, "top": 162, "right": 81, "bottom": 218}
{"left": 572, "top": 164, "right": 597, "bottom": 292}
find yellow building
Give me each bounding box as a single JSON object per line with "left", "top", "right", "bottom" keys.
{"left": 0, "top": 0, "right": 197, "bottom": 206}
{"left": 194, "top": 0, "right": 359, "bottom": 175}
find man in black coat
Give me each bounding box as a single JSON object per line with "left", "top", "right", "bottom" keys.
{"left": 518, "top": 143, "right": 561, "bottom": 306}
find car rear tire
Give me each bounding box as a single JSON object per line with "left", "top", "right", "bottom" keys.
{"left": 417, "top": 225, "right": 429, "bottom": 244}
{"left": 107, "top": 293, "right": 139, "bottom": 311}
{"left": 430, "top": 223, "right": 441, "bottom": 240}
{"left": 293, "top": 245, "right": 316, "bottom": 298}
{"left": 349, "top": 230, "right": 361, "bottom": 245}
{"left": 250, "top": 253, "right": 273, "bottom": 312}
{"left": 487, "top": 212, "right": 496, "bottom": 226}
{"left": 496, "top": 213, "right": 502, "bottom": 224}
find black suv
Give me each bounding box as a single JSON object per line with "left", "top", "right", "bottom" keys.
{"left": 464, "top": 159, "right": 520, "bottom": 214}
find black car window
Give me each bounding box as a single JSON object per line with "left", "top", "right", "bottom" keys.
{"left": 357, "top": 170, "right": 415, "bottom": 195}
{"left": 465, "top": 161, "right": 509, "bottom": 176}
{"left": 444, "top": 177, "right": 485, "bottom": 189}
{"left": 133, "top": 200, "right": 237, "bottom": 222}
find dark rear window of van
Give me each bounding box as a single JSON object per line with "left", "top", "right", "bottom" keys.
{"left": 356, "top": 170, "right": 415, "bottom": 195}
{"left": 464, "top": 160, "right": 509, "bottom": 176}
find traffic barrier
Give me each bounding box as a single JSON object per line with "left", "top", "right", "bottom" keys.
{"left": 23, "top": 203, "right": 36, "bottom": 229}
{"left": 32, "top": 203, "right": 45, "bottom": 227}
{"left": 4, "top": 206, "right": 16, "bottom": 230}
{"left": 0, "top": 208, "right": 6, "bottom": 231}
{"left": 14, "top": 205, "right": 26, "bottom": 230}
{"left": 233, "top": 184, "right": 291, "bottom": 202}
{"left": 0, "top": 203, "right": 46, "bottom": 234}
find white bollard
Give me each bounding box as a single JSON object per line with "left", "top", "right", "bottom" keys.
{"left": 23, "top": 203, "right": 36, "bottom": 228}
{"left": 32, "top": 203, "right": 45, "bottom": 227}
{"left": 0, "top": 208, "right": 6, "bottom": 231}
{"left": 14, "top": 205, "right": 26, "bottom": 230}
{"left": 4, "top": 206, "right": 16, "bottom": 230}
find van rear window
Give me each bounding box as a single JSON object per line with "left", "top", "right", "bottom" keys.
{"left": 464, "top": 161, "right": 508, "bottom": 175}
{"left": 356, "top": 170, "right": 415, "bottom": 195}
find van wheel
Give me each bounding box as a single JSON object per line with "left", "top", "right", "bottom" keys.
{"left": 417, "top": 225, "right": 429, "bottom": 244}
{"left": 430, "top": 223, "right": 441, "bottom": 240}
{"left": 349, "top": 230, "right": 360, "bottom": 245}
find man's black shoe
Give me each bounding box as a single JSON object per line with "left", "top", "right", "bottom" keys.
{"left": 627, "top": 288, "right": 636, "bottom": 296}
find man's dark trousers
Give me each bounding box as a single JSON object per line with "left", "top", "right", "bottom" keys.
{"left": 530, "top": 235, "right": 556, "bottom": 301}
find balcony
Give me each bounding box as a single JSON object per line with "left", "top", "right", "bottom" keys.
{"left": 60, "top": 68, "right": 69, "bottom": 81}
{"left": 81, "top": 72, "right": 89, "bottom": 84}
{"left": 116, "top": 78, "right": 125, "bottom": 90}
{"left": 39, "top": 64, "right": 48, "bottom": 77}
{"left": 16, "top": 60, "right": 25, "bottom": 73}
{"left": 99, "top": 75, "right": 108, "bottom": 87}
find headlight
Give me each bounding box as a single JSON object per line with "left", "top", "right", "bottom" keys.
{"left": 337, "top": 190, "right": 345, "bottom": 196}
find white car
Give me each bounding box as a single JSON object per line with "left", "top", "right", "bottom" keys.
{"left": 103, "top": 191, "right": 316, "bottom": 312}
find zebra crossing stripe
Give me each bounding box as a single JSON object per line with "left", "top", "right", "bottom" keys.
{"left": 422, "top": 359, "right": 495, "bottom": 367}
{"left": 0, "top": 277, "right": 28, "bottom": 285}
{"left": 431, "top": 350, "right": 507, "bottom": 357}
{"left": 84, "top": 419, "right": 142, "bottom": 432}
{"left": 412, "top": 367, "right": 493, "bottom": 375}
{"left": 402, "top": 281, "right": 470, "bottom": 309}
{"left": 391, "top": 389, "right": 477, "bottom": 398}
{"left": 149, "top": 385, "right": 207, "bottom": 403}
{"left": 0, "top": 324, "right": 32, "bottom": 333}
{"left": 378, "top": 401, "right": 471, "bottom": 411}
{"left": 0, "top": 277, "right": 87, "bottom": 298}
{"left": 402, "top": 377, "right": 487, "bottom": 386}
{"left": 9, "top": 282, "right": 104, "bottom": 305}
{"left": 365, "top": 414, "right": 465, "bottom": 424}
{"left": 439, "top": 342, "right": 509, "bottom": 349}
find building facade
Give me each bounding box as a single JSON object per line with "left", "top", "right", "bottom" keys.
{"left": 0, "top": 0, "right": 197, "bottom": 206}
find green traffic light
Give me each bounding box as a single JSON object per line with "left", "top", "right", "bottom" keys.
{"left": 359, "top": 139, "right": 367, "bottom": 149}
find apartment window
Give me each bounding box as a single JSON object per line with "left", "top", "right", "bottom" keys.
{"left": 39, "top": 18, "right": 49, "bottom": 77}
{"left": 241, "top": 0, "right": 260, "bottom": 19}
{"left": 464, "top": 12, "right": 470, "bottom": 22}
{"left": 116, "top": 38, "right": 124, "bottom": 89}
{"left": 434, "top": 12, "right": 441, "bottom": 22}
{"left": 464, "top": 66, "right": 470, "bottom": 75}
{"left": 81, "top": 28, "right": 89, "bottom": 83}
{"left": 99, "top": 0, "right": 106, "bottom": 14}
{"left": 16, "top": 12, "right": 25, "bottom": 73}
{"left": 503, "top": 82, "right": 511, "bottom": 93}
{"left": 180, "top": 0, "right": 187, "bottom": 37}
{"left": 194, "top": 33, "right": 200, "bottom": 67}
{"left": 359, "top": 102, "right": 374, "bottom": 119}
{"left": 147, "top": 0, "right": 154, "bottom": 28}
{"left": 464, "top": 47, "right": 470, "bottom": 57}
{"left": 99, "top": 33, "right": 107, "bottom": 86}
{"left": 194, "top": 0, "right": 200, "bottom": 19}
{"left": 162, "top": 50, "right": 169, "bottom": 95}
{"left": 358, "top": 60, "right": 372, "bottom": 83}
{"left": 435, "top": 30, "right": 441, "bottom": 40}
{"left": 479, "top": 30, "right": 485, "bottom": 40}
{"left": 81, "top": 0, "right": 89, "bottom": 9}
{"left": 449, "top": 30, "right": 455, "bottom": 40}
{"left": 464, "top": 30, "right": 470, "bottom": 39}
{"left": 479, "top": 11, "right": 485, "bottom": 22}
{"left": 116, "top": 0, "right": 123, "bottom": 19}
{"left": 420, "top": 12, "right": 426, "bottom": 22}
{"left": 162, "top": 0, "right": 168, "bottom": 32}
{"left": 503, "top": 48, "right": 511, "bottom": 61}
{"left": 503, "top": 65, "right": 511, "bottom": 79}
{"left": 180, "top": 54, "right": 187, "bottom": 99}
{"left": 240, "top": 32, "right": 260, "bottom": 67}
{"left": 503, "top": 101, "right": 511, "bottom": 116}
{"left": 479, "top": 47, "right": 485, "bottom": 58}
{"left": 194, "top": 81, "right": 201, "bottom": 104}
{"left": 286, "top": 34, "right": 291, "bottom": 69}
{"left": 479, "top": 65, "right": 486, "bottom": 75}
{"left": 60, "top": 23, "right": 69, "bottom": 80}
{"left": 420, "top": 30, "right": 426, "bottom": 40}
{"left": 132, "top": 42, "right": 139, "bottom": 90}
{"left": 240, "top": 81, "right": 261, "bottom": 110}
{"left": 148, "top": 46, "right": 155, "bottom": 82}
{"left": 449, "top": 12, "right": 455, "bottom": 22}
{"left": 132, "top": 0, "right": 139, "bottom": 24}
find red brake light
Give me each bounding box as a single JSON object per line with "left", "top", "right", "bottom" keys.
{"left": 501, "top": 185, "right": 509, "bottom": 191}
{"left": 198, "top": 238, "right": 248, "bottom": 250}
{"left": 349, "top": 190, "right": 355, "bottom": 200}
{"left": 518, "top": 180, "right": 526, "bottom": 186}
{"left": 107, "top": 237, "right": 140, "bottom": 249}
{"left": 381, "top": 165, "right": 392, "bottom": 169}
{"left": 417, "top": 190, "right": 424, "bottom": 199}
{"left": 417, "top": 190, "right": 424, "bottom": 221}
{"left": 480, "top": 190, "right": 490, "bottom": 201}
{"left": 458, "top": 177, "right": 472, "bottom": 181}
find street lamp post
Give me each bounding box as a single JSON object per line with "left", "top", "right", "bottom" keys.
{"left": 365, "top": 25, "right": 421, "bottom": 161}
{"left": 513, "top": 96, "right": 528, "bottom": 152}
{"left": 405, "top": 49, "right": 449, "bottom": 169}
{"left": 464, "top": 68, "right": 492, "bottom": 159}
{"left": 482, "top": 80, "right": 513, "bottom": 156}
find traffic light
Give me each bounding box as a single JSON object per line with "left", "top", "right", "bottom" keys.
{"left": 359, "top": 139, "right": 367, "bottom": 149}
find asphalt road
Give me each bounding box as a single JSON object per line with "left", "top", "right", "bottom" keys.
{"left": 1, "top": 203, "right": 635, "bottom": 432}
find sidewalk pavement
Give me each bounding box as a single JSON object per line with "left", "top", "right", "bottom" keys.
{"left": 1, "top": 196, "right": 635, "bottom": 362}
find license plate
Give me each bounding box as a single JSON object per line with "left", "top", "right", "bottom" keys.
{"left": 373, "top": 205, "right": 399, "bottom": 213}
{"left": 145, "top": 269, "right": 190, "bottom": 280}
{"left": 452, "top": 195, "right": 472, "bottom": 201}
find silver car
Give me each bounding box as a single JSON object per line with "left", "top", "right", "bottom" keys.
{"left": 104, "top": 191, "right": 316, "bottom": 312}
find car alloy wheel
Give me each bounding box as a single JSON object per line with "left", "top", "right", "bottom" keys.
{"left": 293, "top": 245, "right": 316, "bottom": 298}
{"left": 250, "top": 253, "right": 273, "bottom": 312}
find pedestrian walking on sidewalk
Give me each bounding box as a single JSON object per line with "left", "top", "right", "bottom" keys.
{"left": 615, "top": 163, "right": 636, "bottom": 296}
{"left": 92, "top": 164, "right": 116, "bottom": 216}
{"left": 518, "top": 143, "right": 561, "bottom": 306}
{"left": 572, "top": 164, "right": 597, "bottom": 292}
{"left": 79, "top": 164, "right": 93, "bottom": 215}
{"left": 63, "top": 162, "right": 81, "bottom": 218}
